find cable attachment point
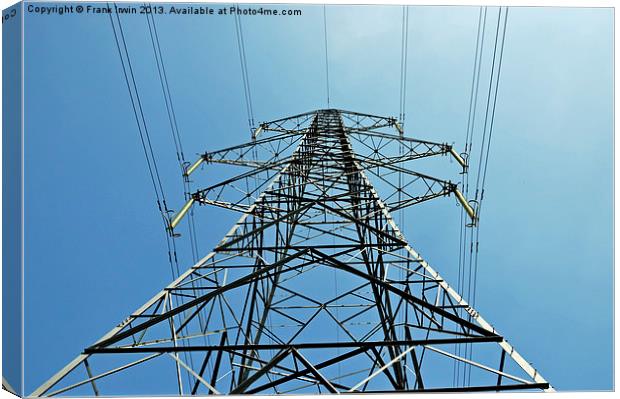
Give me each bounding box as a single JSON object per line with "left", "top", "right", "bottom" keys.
{"left": 465, "top": 199, "right": 479, "bottom": 228}
{"left": 252, "top": 125, "right": 262, "bottom": 140}
{"left": 459, "top": 152, "right": 469, "bottom": 175}
{"left": 449, "top": 147, "right": 468, "bottom": 172}
{"left": 394, "top": 120, "right": 404, "bottom": 136}
{"left": 454, "top": 188, "right": 478, "bottom": 226}
{"left": 167, "top": 194, "right": 199, "bottom": 236}
{"left": 183, "top": 153, "right": 211, "bottom": 178}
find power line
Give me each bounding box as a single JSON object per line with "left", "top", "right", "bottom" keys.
{"left": 145, "top": 10, "right": 186, "bottom": 165}
{"left": 323, "top": 5, "right": 331, "bottom": 108}
{"left": 398, "top": 5, "right": 410, "bottom": 125}
{"left": 471, "top": 6, "right": 509, "bottom": 311}
{"left": 109, "top": 10, "right": 203, "bottom": 384}
{"left": 463, "top": 6, "right": 509, "bottom": 386}
{"left": 474, "top": 7, "right": 503, "bottom": 203}
{"left": 457, "top": 5, "right": 485, "bottom": 307}
{"left": 141, "top": 7, "right": 202, "bottom": 385}
{"left": 234, "top": 9, "right": 255, "bottom": 132}
{"left": 462, "top": 7, "right": 506, "bottom": 385}
{"left": 143, "top": 7, "right": 193, "bottom": 277}
{"left": 146, "top": 7, "right": 201, "bottom": 268}
{"left": 143, "top": 7, "right": 202, "bottom": 271}
{"left": 454, "top": 7, "right": 485, "bottom": 387}
{"left": 108, "top": 3, "right": 169, "bottom": 221}
{"left": 397, "top": 5, "right": 410, "bottom": 332}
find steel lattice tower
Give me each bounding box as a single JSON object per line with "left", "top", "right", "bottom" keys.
{"left": 34, "top": 109, "right": 552, "bottom": 396}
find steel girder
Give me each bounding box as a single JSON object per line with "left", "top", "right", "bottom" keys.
{"left": 32, "top": 109, "right": 551, "bottom": 396}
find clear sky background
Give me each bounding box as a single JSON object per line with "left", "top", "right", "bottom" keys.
{"left": 22, "top": 2, "right": 612, "bottom": 394}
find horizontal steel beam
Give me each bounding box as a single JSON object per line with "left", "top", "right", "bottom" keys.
{"left": 84, "top": 336, "right": 502, "bottom": 354}
{"left": 356, "top": 382, "right": 550, "bottom": 393}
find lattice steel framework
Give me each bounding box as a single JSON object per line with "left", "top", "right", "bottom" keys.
{"left": 33, "top": 109, "right": 552, "bottom": 396}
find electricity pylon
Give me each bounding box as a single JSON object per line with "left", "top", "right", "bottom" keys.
{"left": 33, "top": 109, "right": 552, "bottom": 396}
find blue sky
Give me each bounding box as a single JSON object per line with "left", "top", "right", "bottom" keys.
{"left": 21, "top": 3, "right": 612, "bottom": 393}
